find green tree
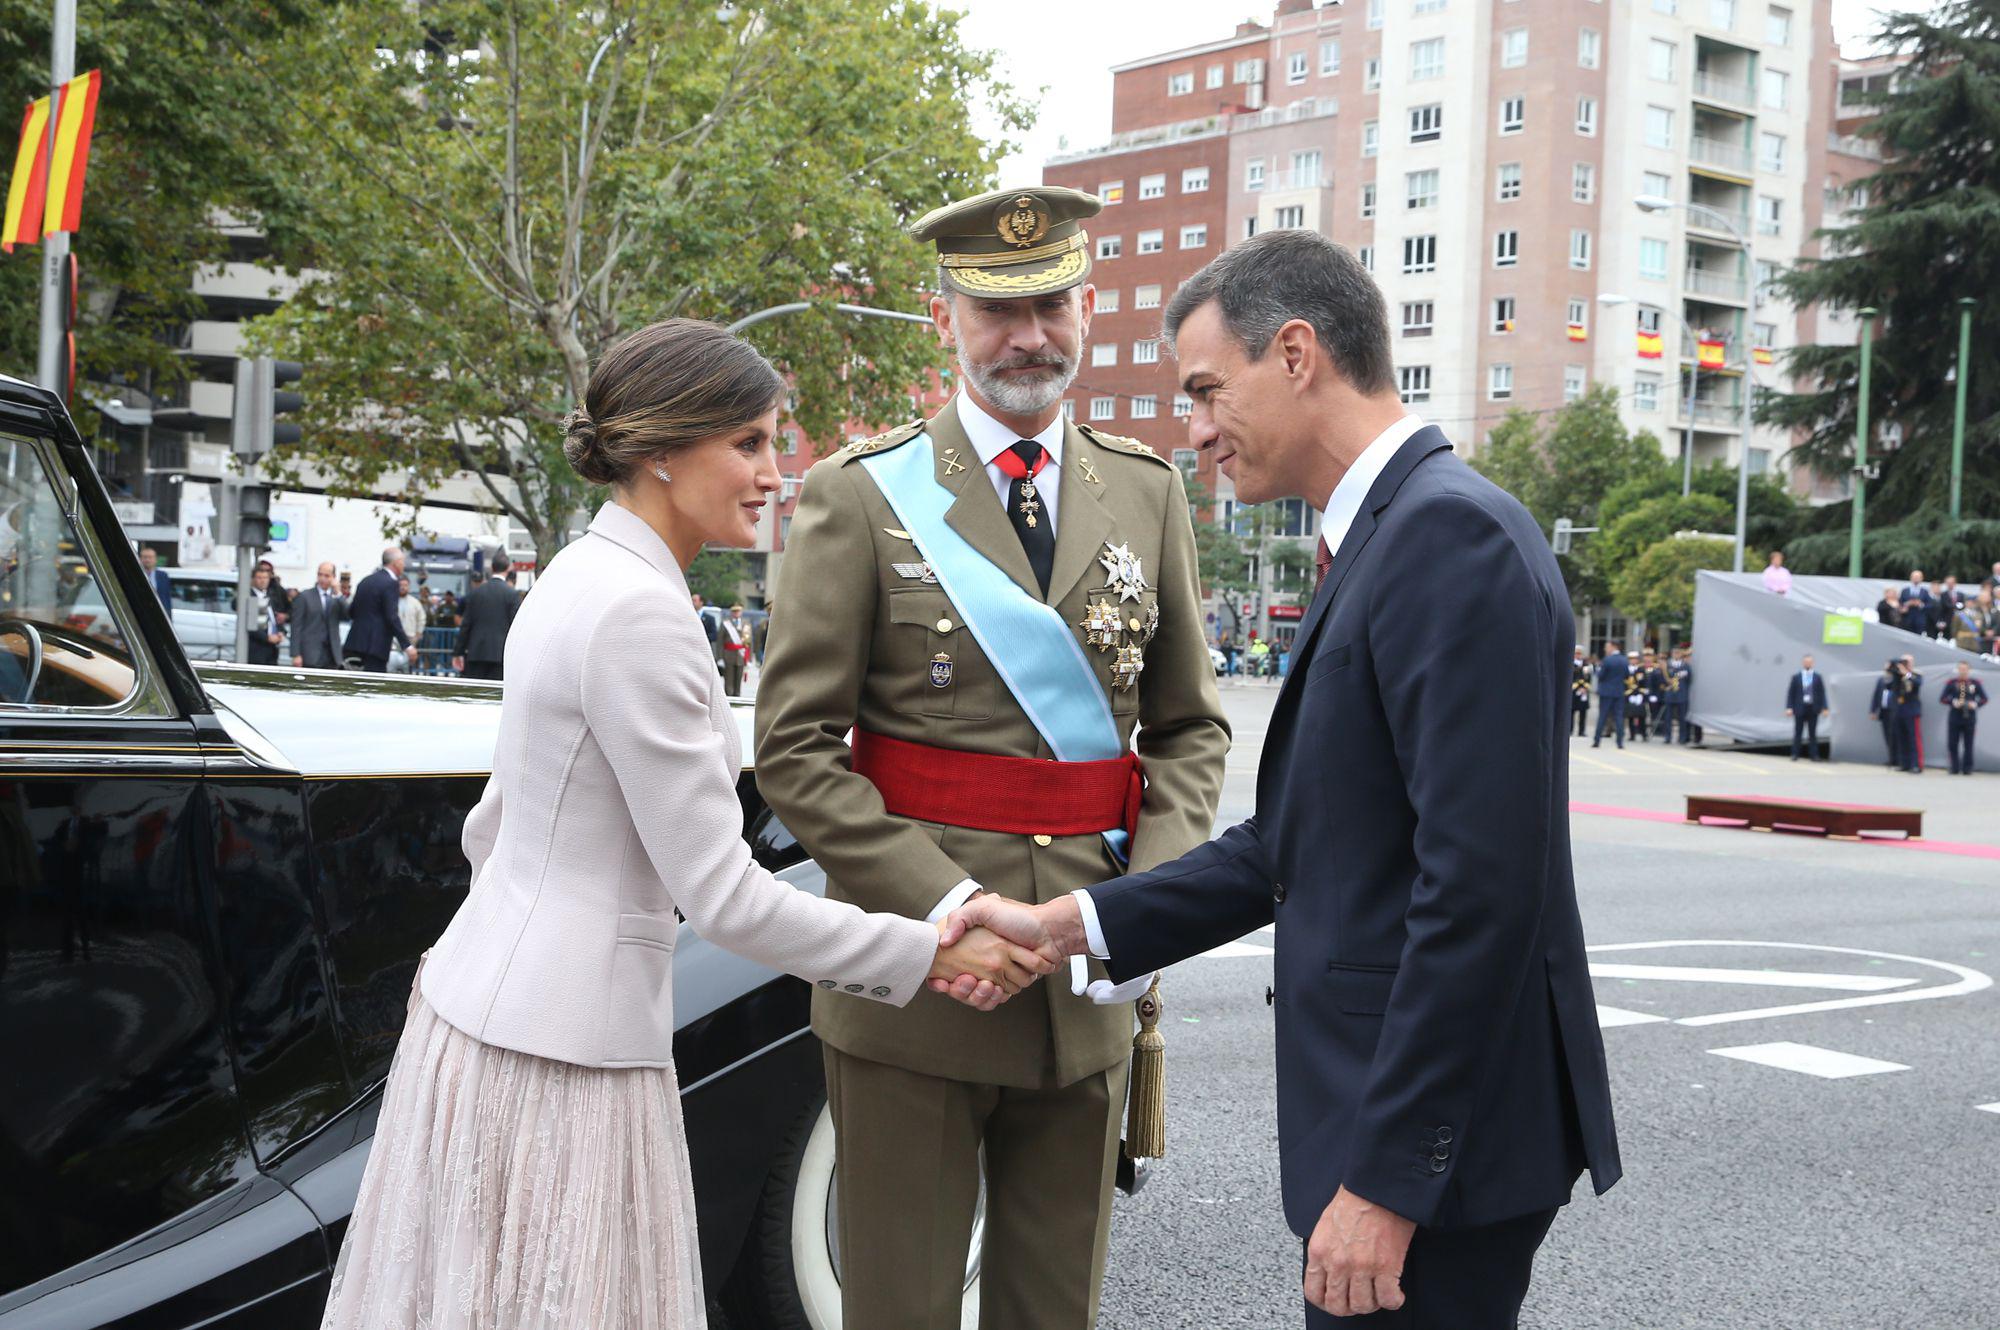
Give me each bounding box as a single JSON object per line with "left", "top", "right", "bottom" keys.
{"left": 246, "top": 0, "right": 1027, "bottom": 562}
{"left": 1595, "top": 492, "right": 1734, "bottom": 581}
{"left": 1760, "top": 1, "right": 2000, "bottom": 545}
{"left": 0, "top": 2, "right": 317, "bottom": 418}
{"left": 686, "top": 549, "right": 749, "bottom": 606}
{"left": 1611, "top": 535, "right": 1744, "bottom": 626}
{"left": 1184, "top": 471, "right": 1312, "bottom": 639}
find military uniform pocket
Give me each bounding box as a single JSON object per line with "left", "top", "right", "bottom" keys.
{"left": 888, "top": 588, "right": 994, "bottom": 720}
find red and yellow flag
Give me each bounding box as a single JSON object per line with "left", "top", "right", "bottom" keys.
{"left": 1753, "top": 345, "right": 1774, "bottom": 366}
{"left": 1636, "top": 330, "right": 1663, "bottom": 359}
{"left": 2, "top": 70, "right": 100, "bottom": 253}
{"left": 1566, "top": 322, "right": 1587, "bottom": 343}
{"left": 1697, "top": 337, "right": 1726, "bottom": 369}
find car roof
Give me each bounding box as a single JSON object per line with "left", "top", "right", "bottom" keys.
{"left": 162, "top": 566, "right": 240, "bottom": 581}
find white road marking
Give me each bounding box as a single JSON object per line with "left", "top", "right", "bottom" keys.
{"left": 1596, "top": 1004, "right": 1670, "bottom": 1028}
{"left": 1977, "top": 1103, "right": 2000, "bottom": 1116}
{"left": 1586, "top": 940, "right": 1994, "bottom": 1027}
{"left": 1589, "top": 963, "right": 1918, "bottom": 992}
{"left": 1202, "top": 939, "right": 1274, "bottom": 959}
{"left": 1708, "top": 1042, "right": 1910, "bottom": 1079}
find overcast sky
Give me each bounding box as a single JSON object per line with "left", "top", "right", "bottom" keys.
{"left": 947, "top": 0, "right": 1912, "bottom": 185}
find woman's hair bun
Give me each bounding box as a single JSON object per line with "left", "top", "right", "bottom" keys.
{"left": 563, "top": 407, "right": 618, "bottom": 485}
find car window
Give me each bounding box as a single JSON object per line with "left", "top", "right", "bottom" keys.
{"left": 170, "top": 577, "right": 233, "bottom": 615}
{"left": 1, "top": 431, "right": 164, "bottom": 712}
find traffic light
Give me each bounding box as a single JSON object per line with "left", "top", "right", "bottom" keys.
{"left": 235, "top": 483, "right": 273, "bottom": 549}
{"left": 231, "top": 356, "right": 304, "bottom": 459}
{"left": 60, "top": 253, "right": 78, "bottom": 405}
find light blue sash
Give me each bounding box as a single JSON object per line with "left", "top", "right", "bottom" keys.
{"left": 859, "top": 432, "right": 1130, "bottom": 860}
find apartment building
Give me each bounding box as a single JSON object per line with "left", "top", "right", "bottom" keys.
{"left": 1046, "top": 0, "right": 1848, "bottom": 522}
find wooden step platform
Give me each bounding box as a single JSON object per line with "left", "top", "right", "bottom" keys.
{"left": 1684, "top": 794, "right": 1923, "bottom": 841}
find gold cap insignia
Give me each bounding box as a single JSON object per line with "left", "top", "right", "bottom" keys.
{"left": 997, "top": 195, "right": 1050, "bottom": 249}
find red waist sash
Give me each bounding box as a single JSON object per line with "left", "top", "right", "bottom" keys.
{"left": 851, "top": 729, "right": 1142, "bottom": 840}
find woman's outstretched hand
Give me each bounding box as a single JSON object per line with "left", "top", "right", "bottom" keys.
{"left": 930, "top": 910, "right": 1061, "bottom": 1012}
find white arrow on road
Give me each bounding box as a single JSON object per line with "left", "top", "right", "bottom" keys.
{"left": 1586, "top": 940, "right": 1993, "bottom": 1027}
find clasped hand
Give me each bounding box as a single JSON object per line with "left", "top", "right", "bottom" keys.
{"left": 928, "top": 892, "right": 1069, "bottom": 1012}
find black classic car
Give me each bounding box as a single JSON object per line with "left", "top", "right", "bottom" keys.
{"left": 0, "top": 374, "right": 980, "bottom": 1327}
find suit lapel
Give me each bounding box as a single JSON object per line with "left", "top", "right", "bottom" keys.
{"left": 1046, "top": 422, "right": 1116, "bottom": 606}
{"left": 927, "top": 403, "right": 1043, "bottom": 601}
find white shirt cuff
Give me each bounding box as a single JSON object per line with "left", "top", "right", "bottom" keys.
{"left": 925, "top": 878, "right": 982, "bottom": 926}
{"left": 1071, "top": 888, "right": 1111, "bottom": 959}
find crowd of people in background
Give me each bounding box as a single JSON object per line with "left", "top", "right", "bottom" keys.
{"left": 1866, "top": 564, "right": 2000, "bottom": 655}
{"left": 1579, "top": 641, "right": 1698, "bottom": 751}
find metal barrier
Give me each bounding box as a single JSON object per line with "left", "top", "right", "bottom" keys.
{"left": 417, "top": 625, "right": 460, "bottom": 676}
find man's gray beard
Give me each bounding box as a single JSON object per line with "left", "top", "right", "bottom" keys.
{"left": 957, "top": 347, "right": 1080, "bottom": 415}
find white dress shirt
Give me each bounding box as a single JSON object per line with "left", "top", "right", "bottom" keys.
{"left": 957, "top": 391, "right": 1064, "bottom": 535}
{"left": 1069, "top": 414, "right": 1427, "bottom": 971}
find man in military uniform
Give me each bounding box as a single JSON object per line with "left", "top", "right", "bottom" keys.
{"left": 755, "top": 185, "right": 1230, "bottom": 1327}
{"left": 1570, "top": 646, "right": 1592, "bottom": 738}
{"left": 1941, "top": 660, "right": 1989, "bottom": 775}
{"left": 1661, "top": 644, "right": 1693, "bottom": 744}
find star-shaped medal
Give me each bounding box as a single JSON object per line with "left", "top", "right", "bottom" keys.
{"left": 1098, "top": 541, "right": 1149, "bottom": 603}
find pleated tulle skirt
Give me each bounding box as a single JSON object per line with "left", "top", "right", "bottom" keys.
{"left": 319, "top": 995, "right": 706, "bottom": 1330}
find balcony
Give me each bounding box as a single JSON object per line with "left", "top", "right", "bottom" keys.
{"left": 1828, "top": 132, "right": 1884, "bottom": 161}
{"left": 1233, "top": 96, "right": 1338, "bottom": 132}
{"left": 1685, "top": 205, "right": 1751, "bottom": 241}
{"left": 1266, "top": 169, "right": 1332, "bottom": 190}
{"left": 1684, "top": 399, "right": 1745, "bottom": 429}
{"left": 1046, "top": 114, "right": 1227, "bottom": 165}
{"left": 1689, "top": 135, "right": 1754, "bottom": 177}
{"left": 1684, "top": 266, "right": 1749, "bottom": 302}
{"left": 1691, "top": 69, "right": 1756, "bottom": 109}
{"left": 1680, "top": 333, "right": 1745, "bottom": 370}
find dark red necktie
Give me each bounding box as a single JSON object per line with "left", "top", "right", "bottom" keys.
{"left": 1315, "top": 535, "right": 1333, "bottom": 591}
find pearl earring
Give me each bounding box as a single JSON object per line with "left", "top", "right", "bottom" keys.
{"left": 654, "top": 463, "right": 672, "bottom": 484}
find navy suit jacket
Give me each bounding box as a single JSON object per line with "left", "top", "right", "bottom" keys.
{"left": 1594, "top": 650, "right": 1630, "bottom": 698}
{"left": 148, "top": 567, "right": 173, "bottom": 612}
{"left": 1088, "top": 428, "right": 1620, "bottom": 1234}
{"left": 1785, "top": 672, "right": 1829, "bottom": 713}
{"left": 341, "top": 567, "right": 411, "bottom": 659}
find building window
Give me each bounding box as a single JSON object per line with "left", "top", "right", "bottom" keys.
{"left": 1407, "top": 169, "right": 1440, "bottom": 209}
{"left": 1099, "top": 180, "right": 1125, "bottom": 205}
{"left": 1092, "top": 344, "right": 1118, "bottom": 367}
{"left": 1180, "top": 224, "right": 1208, "bottom": 249}
{"left": 1365, "top": 57, "right": 1382, "bottom": 93}
{"left": 1360, "top": 183, "right": 1376, "bottom": 219}
{"left": 1637, "top": 305, "right": 1663, "bottom": 334}
{"left": 1402, "top": 235, "right": 1437, "bottom": 274}
{"left": 1275, "top": 204, "right": 1307, "bottom": 229}
{"left": 1367, "top": 0, "right": 1384, "bottom": 28}
{"left": 1648, "top": 38, "right": 1676, "bottom": 82}
{"left": 1759, "top": 131, "right": 1786, "bottom": 172}
{"left": 1168, "top": 71, "right": 1193, "bottom": 96}
{"left": 1399, "top": 365, "right": 1433, "bottom": 404}
{"left": 1639, "top": 236, "right": 1669, "bottom": 280}
{"left": 1767, "top": 5, "right": 1793, "bottom": 45}
{"left": 1401, "top": 301, "right": 1435, "bottom": 337}
{"left": 1207, "top": 64, "right": 1225, "bottom": 89}
{"left": 1182, "top": 165, "right": 1209, "bottom": 193}
{"left": 1711, "top": 0, "right": 1736, "bottom": 26}
{"left": 1576, "top": 96, "right": 1598, "bottom": 136}
{"left": 1062, "top": 399, "right": 1076, "bottom": 420}
{"left": 1569, "top": 229, "right": 1592, "bottom": 270}
{"left": 1135, "top": 283, "right": 1162, "bottom": 310}
{"left": 1291, "top": 149, "right": 1323, "bottom": 184}
{"left": 1497, "top": 162, "right": 1522, "bottom": 201}
{"left": 1489, "top": 363, "right": 1514, "bottom": 399}
{"left": 1415, "top": 0, "right": 1446, "bottom": 11}
{"left": 1132, "top": 394, "right": 1158, "bottom": 420}
{"left": 1756, "top": 259, "right": 1778, "bottom": 299}
{"left": 1137, "top": 229, "right": 1164, "bottom": 255}
{"left": 1564, "top": 365, "right": 1587, "bottom": 402}
{"left": 1139, "top": 173, "right": 1166, "bottom": 200}
{"left": 1572, "top": 162, "right": 1595, "bottom": 202}
{"left": 1173, "top": 396, "right": 1193, "bottom": 420}
{"left": 1090, "top": 396, "right": 1116, "bottom": 420}
{"left": 1501, "top": 29, "right": 1528, "bottom": 68}
{"left": 1754, "top": 320, "right": 1778, "bottom": 347}
{"left": 1358, "top": 245, "right": 1374, "bottom": 272}
{"left": 1578, "top": 28, "right": 1600, "bottom": 69}
{"left": 1097, "top": 288, "right": 1120, "bottom": 313}
{"left": 1363, "top": 120, "right": 1380, "bottom": 156}
{"left": 1234, "top": 57, "right": 1264, "bottom": 83}
{"left": 1641, "top": 170, "right": 1673, "bottom": 201}
{"left": 1409, "top": 104, "right": 1443, "bottom": 142}
{"left": 1494, "top": 229, "right": 1519, "bottom": 267}
{"left": 1762, "top": 68, "right": 1789, "bottom": 110}
{"left": 1288, "top": 51, "right": 1309, "bottom": 84}
{"left": 1492, "top": 296, "right": 1516, "bottom": 333}
{"left": 1097, "top": 235, "right": 1122, "bottom": 259}
{"left": 1567, "top": 298, "right": 1588, "bottom": 329}
{"left": 1411, "top": 38, "right": 1445, "bottom": 81}
{"left": 1320, "top": 38, "right": 1341, "bottom": 75}
{"left": 1635, "top": 372, "right": 1662, "bottom": 412}
{"left": 1757, "top": 194, "right": 1783, "bottom": 235}
{"left": 1500, "top": 95, "right": 1525, "bottom": 134}
{"left": 1246, "top": 158, "right": 1266, "bottom": 191}
{"left": 1644, "top": 105, "right": 1673, "bottom": 149}
{"left": 1654, "top": 0, "right": 1676, "bottom": 10}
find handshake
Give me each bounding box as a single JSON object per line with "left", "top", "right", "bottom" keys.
{"left": 922, "top": 891, "right": 1116, "bottom": 1012}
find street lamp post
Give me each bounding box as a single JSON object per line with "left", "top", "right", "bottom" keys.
{"left": 1851, "top": 308, "right": 1878, "bottom": 577}
{"left": 1951, "top": 297, "right": 1974, "bottom": 522}
{"left": 1636, "top": 194, "right": 1755, "bottom": 573}
{"left": 1599, "top": 293, "right": 1700, "bottom": 496}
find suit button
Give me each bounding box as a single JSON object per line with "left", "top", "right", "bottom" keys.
{"left": 1272, "top": 880, "right": 1287, "bottom": 903}
{"left": 844, "top": 983, "right": 864, "bottom": 993}
{"left": 818, "top": 980, "right": 837, "bottom": 990}
{"left": 1033, "top": 834, "right": 1053, "bottom": 847}
{"left": 936, "top": 618, "right": 954, "bottom": 632}
{"left": 1435, "top": 1127, "right": 1453, "bottom": 1143}
{"left": 1430, "top": 1158, "right": 1448, "bottom": 1173}
{"left": 871, "top": 986, "right": 891, "bottom": 997}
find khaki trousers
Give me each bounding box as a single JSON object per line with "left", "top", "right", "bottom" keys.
{"left": 824, "top": 1045, "right": 1128, "bottom": 1330}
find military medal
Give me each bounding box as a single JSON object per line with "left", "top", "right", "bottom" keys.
{"left": 1142, "top": 597, "right": 1161, "bottom": 644}
{"left": 1098, "top": 541, "right": 1149, "bottom": 603}
{"left": 892, "top": 561, "right": 939, "bottom": 584}
{"left": 1018, "top": 475, "right": 1042, "bottom": 528}
{"left": 1080, "top": 598, "right": 1123, "bottom": 651}
{"left": 930, "top": 652, "right": 954, "bottom": 688}
{"left": 1111, "top": 644, "right": 1145, "bottom": 691}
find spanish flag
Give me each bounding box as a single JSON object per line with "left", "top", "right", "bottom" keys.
{"left": 1637, "top": 330, "right": 1664, "bottom": 359}
{"left": 1566, "top": 322, "right": 1587, "bottom": 342}
{"left": 1753, "top": 345, "right": 1774, "bottom": 366}
{"left": 1697, "top": 337, "right": 1726, "bottom": 369}
{"left": 3, "top": 70, "right": 99, "bottom": 252}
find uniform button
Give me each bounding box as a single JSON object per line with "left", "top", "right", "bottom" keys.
{"left": 845, "top": 983, "right": 864, "bottom": 993}
{"left": 871, "top": 986, "right": 891, "bottom": 997}
{"left": 936, "top": 618, "right": 954, "bottom": 632}
{"left": 1128, "top": 617, "right": 1143, "bottom": 633}
{"left": 1033, "top": 834, "right": 1053, "bottom": 847}
{"left": 1272, "top": 880, "right": 1287, "bottom": 903}
{"left": 818, "top": 980, "right": 837, "bottom": 990}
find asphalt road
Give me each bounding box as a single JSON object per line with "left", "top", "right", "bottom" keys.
{"left": 1096, "top": 683, "right": 2000, "bottom": 1330}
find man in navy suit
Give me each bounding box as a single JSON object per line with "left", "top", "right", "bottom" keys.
{"left": 1592, "top": 640, "right": 1630, "bottom": 749}
{"left": 1895, "top": 653, "right": 1925, "bottom": 772}
{"left": 1784, "top": 652, "right": 1831, "bottom": 760}
{"left": 138, "top": 546, "right": 173, "bottom": 613}
{"left": 342, "top": 546, "right": 417, "bottom": 673}
{"left": 950, "top": 231, "right": 1619, "bottom": 1327}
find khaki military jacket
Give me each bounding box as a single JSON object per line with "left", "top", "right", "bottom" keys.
{"left": 754, "top": 398, "right": 1230, "bottom": 1088}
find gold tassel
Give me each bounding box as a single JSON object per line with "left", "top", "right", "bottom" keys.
{"left": 1124, "top": 976, "right": 1167, "bottom": 1160}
